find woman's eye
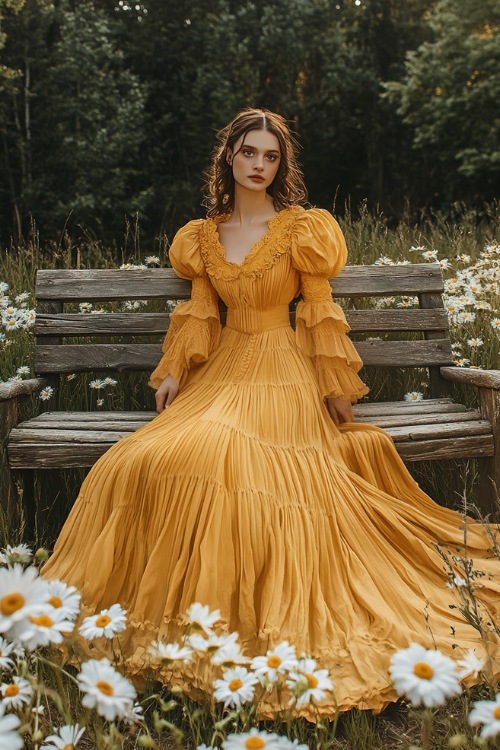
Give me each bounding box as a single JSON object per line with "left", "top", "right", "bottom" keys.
{"left": 266, "top": 154, "right": 278, "bottom": 161}
{"left": 243, "top": 149, "right": 253, "bottom": 156}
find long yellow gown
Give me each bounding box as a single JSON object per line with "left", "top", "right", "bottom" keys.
{"left": 43, "top": 206, "right": 500, "bottom": 720}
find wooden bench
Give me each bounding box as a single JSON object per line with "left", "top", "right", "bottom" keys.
{"left": 1, "top": 263, "right": 499, "bottom": 537}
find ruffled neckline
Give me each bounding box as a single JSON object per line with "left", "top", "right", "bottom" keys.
{"left": 202, "top": 206, "right": 304, "bottom": 278}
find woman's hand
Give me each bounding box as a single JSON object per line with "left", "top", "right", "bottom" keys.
{"left": 155, "top": 375, "right": 179, "bottom": 414}
{"left": 326, "top": 396, "right": 355, "bottom": 425}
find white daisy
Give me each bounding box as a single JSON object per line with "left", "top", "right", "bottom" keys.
{"left": 185, "top": 633, "right": 211, "bottom": 652}
{"left": 79, "top": 603, "right": 127, "bottom": 639}
{"left": 78, "top": 302, "right": 93, "bottom": 312}
{"left": 0, "top": 544, "right": 32, "bottom": 566}
{"left": 77, "top": 657, "right": 136, "bottom": 721}
{"left": 1, "top": 675, "right": 33, "bottom": 710}
{"left": 446, "top": 575, "right": 467, "bottom": 588}
{"left": 15, "top": 366, "right": 30, "bottom": 377}
{"left": 286, "top": 657, "right": 333, "bottom": 708}
{"left": 123, "top": 701, "right": 144, "bottom": 725}
{"left": 469, "top": 693, "right": 500, "bottom": 738}
{"left": 490, "top": 318, "right": 500, "bottom": 330}
{"left": 251, "top": 641, "right": 298, "bottom": 684}
{"left": 45, "top": 579, "right": 81, "bottom": 620}
{"left": 148, "top": 641, "right": 193, "bottom": 665}
{"left": 0, "top": 702, "right": 22, "bottom": 749}
{"left": 466, "top": 338, "right": 483, "bottom": 347}
{"left": 389, "top": 642, "right": 461, "bottom": 707}
{"left": 41, "top": 723, "right": 85, "bottom": 749}
{"left": 89, "top": 379, "right": 106, "bottom": 390}
{"left": 96, "top": 399, "right": 104, "bottom": 407}
{"left": 144, "top": 256, "right": 160, "bottom": 265}
{"left": 39, "top": 387, "right": 54, "bottom": 401}
{"left": 66, "top": 373, "right": 77, "bottom": 381}
{"left": 18, "top": 607, "right": 75, "bottom": 650}
{"left": 457, "top": 649, "right": 485, "bottom": 679}
{"left": 403, "top": 392, "right": 424, "bottom": 402}
{"left": 184, "top": 603, "right": 221, "bottom": 635}
{"left": 103, "top": 377, "right": 117, "bottom": 386}
{"left": 211, "top": 640, "right": 249, "bottom": 667}
{"left": 213, "top": 666, "right": 258, "bottom": 708}
{"left": 222, "top": 728, "right": 287, "bottom": 749}
{"left": 0, "top": 638, "right": 15, "bottom": 671}
{"left": 0, "top": 564, "right": 49, "bottom": 636}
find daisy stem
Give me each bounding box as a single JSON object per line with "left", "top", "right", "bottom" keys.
{"left": 421, "top": 707, "right": 433, "bottom": 750}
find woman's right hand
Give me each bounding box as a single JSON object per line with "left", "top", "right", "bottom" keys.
{"left": 155, "top": 375, "right": 179, "bottom": 413}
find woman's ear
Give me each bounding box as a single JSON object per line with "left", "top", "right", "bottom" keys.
{"left": 226, "top": 149, "right": 233, "bottom": 166}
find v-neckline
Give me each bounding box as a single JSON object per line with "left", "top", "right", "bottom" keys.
{"left": 211, "top": 207, "right": 292, "bottom": 268}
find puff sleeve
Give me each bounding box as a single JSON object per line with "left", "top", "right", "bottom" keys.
{"left": 148, "top": 220, "right": 222, "bottom": 390}
{"left": 291, "top": 208, "right": 370, "bottom": 404}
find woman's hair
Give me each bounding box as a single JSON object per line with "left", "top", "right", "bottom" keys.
{"left": 203, "top": 108, "right": 308, "bottom": 217}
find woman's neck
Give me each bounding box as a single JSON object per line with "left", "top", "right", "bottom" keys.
{"left": 230, "top": 184, "right": 277, "bottom": 224}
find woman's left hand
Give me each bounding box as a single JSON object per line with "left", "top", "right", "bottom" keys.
{"left": 326, "top": 397, "right": 355, "bottom": 424}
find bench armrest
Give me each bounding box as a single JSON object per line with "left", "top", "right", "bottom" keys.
{"left": 0, "top": 378, "right": 50, "bottom": 402}
{"left": 440, "top": 366, "right": 500, "bottom": 390}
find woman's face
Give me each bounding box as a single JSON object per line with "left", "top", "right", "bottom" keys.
{"left": 227, "top": 129, "right": 281, "bottom": 194}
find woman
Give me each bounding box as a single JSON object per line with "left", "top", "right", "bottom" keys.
{"left": 43, "top": 108, "right": 500, "bottom": 720}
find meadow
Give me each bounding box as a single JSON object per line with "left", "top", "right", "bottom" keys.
{"left": 0, "top": 203, "right": 499, "bottom": 748}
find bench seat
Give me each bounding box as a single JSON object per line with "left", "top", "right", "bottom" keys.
{"left": 8, "top": 398, "right": 494, "bottom": 469}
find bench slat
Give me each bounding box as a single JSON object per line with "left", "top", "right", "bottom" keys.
{"left": 397, "top": 435, "right": 494, "bottom": 461}
{"left": 35, "top": 264, "right": 444, "bottom": 301}
{"left": 34, "top": 339, "right": 454, "bottom": 373}
{"left": 34, "top": 309, "right": 450, "bottom": 336}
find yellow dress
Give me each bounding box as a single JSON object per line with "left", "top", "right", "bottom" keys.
{"left": 42, "top": 206, "right": 500, "bottom": 720}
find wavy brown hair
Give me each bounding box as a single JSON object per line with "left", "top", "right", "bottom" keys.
{"left": 203, "top": 108, "right": 308, "bottom": 218}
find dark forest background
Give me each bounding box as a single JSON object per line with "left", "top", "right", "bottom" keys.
{"left": 0, "top": 0, "right": 499, "bottom": 251}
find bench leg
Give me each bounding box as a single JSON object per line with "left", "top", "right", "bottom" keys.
{"left": 0, "top": 399, "right": 23, "bottom": 545}
{"left": 478, "top": 386, "right": 500, "bottom": 521}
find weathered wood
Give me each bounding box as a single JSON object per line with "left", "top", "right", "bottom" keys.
{"left": 396, "top": 435, "right": 494, "bottom": 461}
{"left": 34, "top": 308, "right": 450, "bottom": 337}
{"left": 9, "top": 428, "right": 135, "bottom": 443}
{"left": 0, "top": 378, "right": 49, "bottom": 402}
{"left": 353, "top": 398, "right": 466, "bottom": 416}
{"left": 477, "top": 387, "right": 500, "bottom": 516}
{"left": 30, "top": 411, "right": 157, "bottom": 422}
{"left": 418, "top": 291, "right": 453, "bottom": 399}
{"left": 35, "top": 338, "right": 454, "bottom": 373}
{"left": 35, "top": 264, "right": 444, "bottom": 301}
{"left": 440, "top": 367, "right": 500, "bottom": 390}
{"left": 358, "top": 411, "right": 481, "bottom": 428}
{"left": 0, "top": 399, "right": 21, "bottom": 532}
{"left": 15, "top": 420, "right": 154, "bottom": 432}
{"left": 383, "top": 420, "right": 492, "bottom": 442}
{"left": 36, "top": 300, "right": 63, "bottom": 416}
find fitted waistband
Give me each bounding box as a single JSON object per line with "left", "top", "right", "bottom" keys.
{"left": 226, "top": 305, "right": 291, "bottom": 334}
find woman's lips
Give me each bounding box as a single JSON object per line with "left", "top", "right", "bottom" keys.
{"left": 248, "top": 175, "right": 264, "bottom": 182}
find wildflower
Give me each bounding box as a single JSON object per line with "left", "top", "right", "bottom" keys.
{"left": 213, "top": 666, "right": 258, "bottom": 708}
{"left": 123, "top": 701, "right": 145, "bottom": 725}
{"left": 251, "top": 641, "right": 298, "bottom": 684}
{"left": 447, "top": 575, "right": 467, "bottom": 588}
{"left": 456, "top": 312, "right": 476, "bottom": 323}
{"left": 457, "top": 254, "right": 471, "bottom": 263}
{"left": 1, "top": 676, "right": 33, "bottom": 710}
{"left": 0, "top": 702, "right": 22, "bottom": 749}
{"left": 15, "top": 366, "right": 30, "bottom": 377}
{"left": 20, "top": 607, "right": 75, "bottom": 649}
{"left": 186, "top": 633, "right": 211, "bottom": 652}
{"left": 4, "top": 319, "right": 18, "bottom": 331}
{"left": 89, "top": 380, "right": 106, "bottom": 390}
{"left": 491, "top": 318, "right": 500, "bottom": 330}
{"left": 0, "top": 564, "right": 48, "bottom": 637}
{"left": 184, "top": 602, "right": 221, "bottom": 635}
{"left": 451, "top": 342, "right": 462, "bottom": 350}
{"left": 148, "top": 641, "right": 193, "bottom": 665}
{"left": 41, "top": 723, "right": 85, "bottom": 749}
{"left": 211, "top": 640, "right": 248, "bottom": 667}
{"left": 286, "top": 657, "right": 333, "bottom": 708}
{"left": 457, "top": 649, "right": 485, "bottom": 679}
{"left": 455, "top": 358, "right": 471, "bottom": 367}
{"left": 409, "top": 245, "right": 426, "bottom": 253}
{"left": 0, "top": 639, "right": 15, "bottom": 671}
{"left": 39, "top": 387, "right": 54, "bottom": 401}
{"left": 466, "top": 338, "right": 483, "bottom": 347}
{"left": 145, "top": 256, "right": 160, "bottom": 265}
{"left": 0, "top": 544, "right": 32, "bottom": 566}
{"left": 438, "top": 259, "right": 450, "bottom": 269}
{"left": 0, "top": 282, "right": 8, "bottom": 293}
{"left": 14, "top": 293, "right": 30, "bottom": 303}
{"left": 77, "top": 657, "right": 136, "bottom": 721}
{"left": 45, "top": 579, "right": 81, "bottom": 621}
{"left": 222, "top": 729, "right": 286, "bottom": 750}
{"left": 404, "top": 392, "right": 424, "bottom": 402}
{"left": 469, "top": 693, "right": 500, "bottom": 738}
{"left": 79, "top": 603, "right": 127, "bottom": 639}
{"left": 97, "top": 399, "right": 104, "bottom": 407}
{"left": 66, "top": 373, "right": 77, "bottom": 381}
{"left": 421, "top": 250, "right": 438, "bottom": 261}
{"left": 79, "top": 302, "right": 93, "bottom": 313}
{"left": 103, "top": 377, "right": 117, "bottom": 386}
{"left": 476, "top": 301, "right": 492, "bottom": 310}
{"left": 374, "top": 256, "right": 394, "bottom": 266}
{"left": 389, "top": 642, "right": 461, "bottom": 707}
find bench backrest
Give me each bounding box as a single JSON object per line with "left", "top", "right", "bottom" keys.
{"left": 34, "top": 264, "right": 453, "bottom": 397}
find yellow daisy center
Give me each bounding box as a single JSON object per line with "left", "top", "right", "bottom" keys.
{"left": 267, "top": 655, "right": 282, "bottom": 668}
{"left": 414, "top": 662, "right": 434, "bottom": 680}
{"left": 494, "top": 706, "right": 500, "bottom": 720}
{"left": 49, "top": 595, "right": 63, "bottom": 608}
{"left": 0, "top": 592, "right": 25, "bottom": 616}
{"left": 30, "top": 614, "right": 54, "bottom": 628}
{"left": 306, "top": 673, "right": 318, "bottom": 688}
{"left": 245, "top": 739, "right": 266, "bottom": 749}
{"left": 5, "top": 684, "right": 20, "bottom": 697}
{"left": 95, "top": 614, "right": 112, "bottom": 628}
{"left": 62, "top": 745, "right": 74, "bottom": 750}
{"left": 97, "top": 680, "right": 114, "bottom": 696}
{"left": 229, "top": 678, "right": 243, "bottom": 691}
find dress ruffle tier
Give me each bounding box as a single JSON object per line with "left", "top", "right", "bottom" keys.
{"left": 42, "top": 205, "right": 500, "bottom": 720}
